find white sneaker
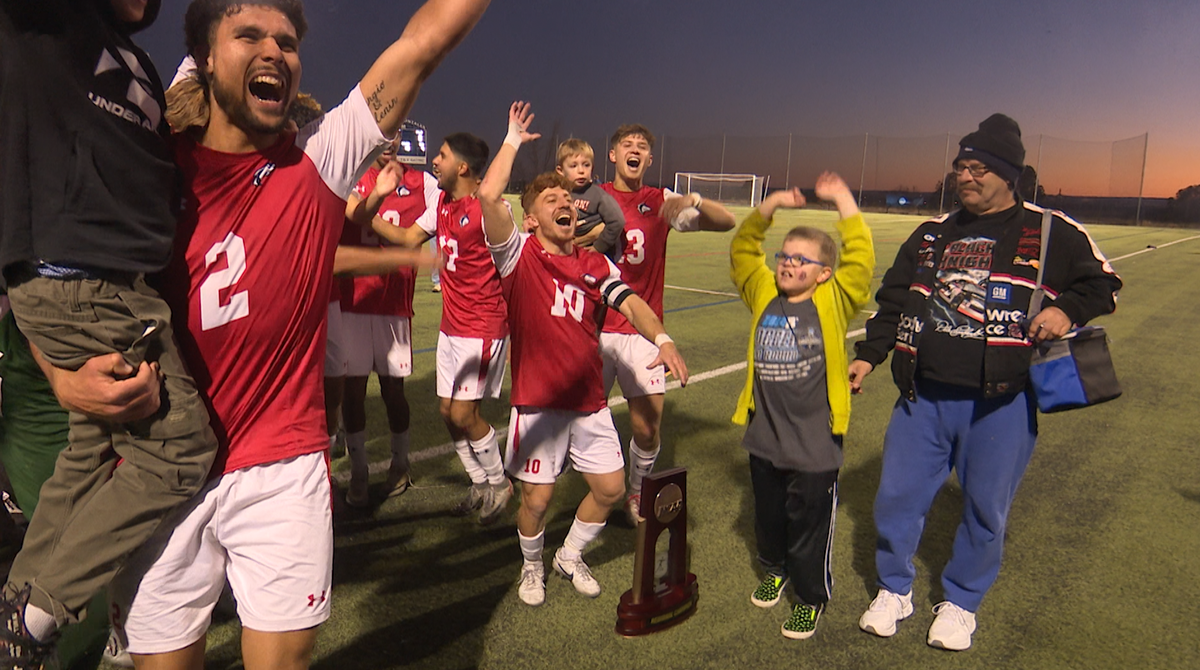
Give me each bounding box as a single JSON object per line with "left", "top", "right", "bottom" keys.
{"left": 517, "top": 562, "right": 545, "bottom": 606}
{"left": 928, "top": 601, "right": 976, "bottom": 651}
{"left": 479, "top": 480, "right": 512, "bottom": 526}
{"left": 552, "top": 548, "right": 601, "bottom": 598}
{"left": 858, "top": 588, "right": 914, "bottom": 637}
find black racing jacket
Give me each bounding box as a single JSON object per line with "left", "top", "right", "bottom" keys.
{"left": 855, "top": 201, "right": 1122, "bottom": 399}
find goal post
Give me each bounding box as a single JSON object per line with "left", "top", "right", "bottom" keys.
{"left": 674, "top": 172, "right": 766, "bottom": 207}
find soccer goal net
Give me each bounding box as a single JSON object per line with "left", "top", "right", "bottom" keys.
{"left": 674, "top": 172, "right": 766, "bottom": 207}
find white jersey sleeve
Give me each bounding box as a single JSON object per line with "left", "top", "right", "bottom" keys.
{"left": 416, "top": 172, "right": 442, "bottom": 235}
{"left": 296, "top": 86, "right": 390, "bottom": 199}
{"left": 486, "top": 226, "right": 527, "bottom": 279}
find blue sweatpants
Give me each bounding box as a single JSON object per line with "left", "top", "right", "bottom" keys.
{"left": 873, "top": 380, "right": 1037, "bottom": 612}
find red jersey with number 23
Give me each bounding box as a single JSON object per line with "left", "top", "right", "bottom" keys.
{"left": 162, "top": 88, "right": 387, "bottom": 475}
{"left": 424, "top": 194, "right": 507, "bottom": 339}
{"left": 600, "top": 184, "right": 667, "bottom": 334}
{"left": 491, "top": 231, "right": 622, "bottom": 412}
{"left": 339, "top": 164, "right": 439, "bottom": 318}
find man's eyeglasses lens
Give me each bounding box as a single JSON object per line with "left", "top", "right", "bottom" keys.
{"left": 953, "top": 162, "right": 990, "bottom": 178}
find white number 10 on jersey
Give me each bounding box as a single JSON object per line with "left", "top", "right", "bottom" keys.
{"left": 550, "top": 280, "right": 585, "bottom": 322}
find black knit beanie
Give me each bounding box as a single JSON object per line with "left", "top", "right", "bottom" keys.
{"left": 956, "top": 113, "right": 1025, "bottom": 186}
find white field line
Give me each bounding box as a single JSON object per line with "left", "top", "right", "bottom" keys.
{"left": 334, "top": 318, "right": 871, "bottom": 484}
{"left": 1107, "top": 233, "right": 1200, "bottom": 262}
{"left": 663, "top": 284, "right": 740, "bottom": 298}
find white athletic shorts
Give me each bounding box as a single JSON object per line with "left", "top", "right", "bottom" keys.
{"left": 112, "top": 452, "right": 333, "bottom": 655}
{"left": 435, "top": 333, "right": 508, "bottom": 400}
{"left": 342, "top": 313, "right": 413, "bottom": 378}
{"left": 600, "top": 332, "right": 666, "bottom": 398}
{"left": 503, "top": 406, "right": 624, "bottom": 485}
{"left": 324, "top": 301, "right": 348, "bottom": 377}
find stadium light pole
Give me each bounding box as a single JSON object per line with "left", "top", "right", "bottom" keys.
{"left": 1033, "top": 135, "right": 1044, "bottom": 205}
{"left": 718, "top": 134, "right": 727, "bottom": 201}
{"left": 784, "top": 133, "right": 793, "bottom": 190}
{"left": 659, "top": 134, "right": 666, "bottom": 188}
{"left": 857, "top": 133, "right": 868, "bottom": 206}
{"left": 1135, "top": 132, "right": 1148, "bottom": 226}
{"left": 940, "top": 132, "right": 951, "bottom": 214}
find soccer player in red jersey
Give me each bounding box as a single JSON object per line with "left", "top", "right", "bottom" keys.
{"left": 479, "top": 103, "right": 688, "bottom": 606}
{"left": 101, "top": 1, "right": 490, "bottom": 667}
{"left": 371, "top": 134, "right": 513, "bottom": 525}
{"left": 338, "top": 135, "right": 441, "bottom": 507}
{"left": 600, "top": 125, "right": 737, "bottom": 524}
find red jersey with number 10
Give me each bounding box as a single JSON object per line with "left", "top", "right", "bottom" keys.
{"left": 161, "top": 88, "right": 387, "bottom": 476}
{"left": 493, "top": 233, "right": 621, "bottom": 412}
{"left": 432, "top": 194, "right": 507, "bottom": 339}
{"left": 600, "top": 184, "right": 667, "bottom": 334}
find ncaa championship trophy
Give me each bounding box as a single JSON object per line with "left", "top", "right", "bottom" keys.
{"left": 616, "top": 467, "right": 699, "bottom": 636}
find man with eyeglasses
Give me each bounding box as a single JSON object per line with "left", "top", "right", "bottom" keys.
{"left": 848, "top": 114, "right": 1122, "bottom": 650}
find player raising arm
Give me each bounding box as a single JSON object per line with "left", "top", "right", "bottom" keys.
{"left": 479, "top": 102, "right": 686, "bottom": 606}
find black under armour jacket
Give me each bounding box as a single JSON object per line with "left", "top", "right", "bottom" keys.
{"left": 854, "top": 201, "right": 1122, "bottom": 400}
{"left": 0, "top": 0, "right": 174, "bottom": 280}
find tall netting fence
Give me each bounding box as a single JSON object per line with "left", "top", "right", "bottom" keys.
{"left": 628, "top": 132, "right": 1151, "bottom": 224}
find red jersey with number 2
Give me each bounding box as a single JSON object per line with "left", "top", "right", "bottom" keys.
{"left": 162, "top": 88, "right": 387, "bottom": 475}
{"left": 600, "top": 184, "right": 667, "bottom": 334}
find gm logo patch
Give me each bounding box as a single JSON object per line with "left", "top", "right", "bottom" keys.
{"left": 989, "top": 284, "right": 1011, "bottom": 304}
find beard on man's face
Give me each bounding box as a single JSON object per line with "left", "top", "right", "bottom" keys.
{"left": 211, "top": 74, "right": 289, "bottom": 136}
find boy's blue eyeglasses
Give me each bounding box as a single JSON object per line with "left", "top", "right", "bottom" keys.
{"left": 774, "top": 252, "right": 826, "bottom": 267}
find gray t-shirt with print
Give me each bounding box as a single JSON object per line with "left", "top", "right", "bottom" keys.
{"left": 742, "top": 297, "right": 842, "bottom": 472}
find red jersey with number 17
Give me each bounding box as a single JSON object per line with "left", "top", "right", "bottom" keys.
{"left": 426, "top": 194, "right": 507, "bottom": 339}
{"left": 600, "top": 184, "right": 667, "bottom": 334}
{"left": 491, "top": 232, "right": 622, "bottom": 412}
{"left": 339, "top": 164, "right": 440, "bottom": 318}
{"left": 161, "top": 88, "right": 387, "bottom": 476}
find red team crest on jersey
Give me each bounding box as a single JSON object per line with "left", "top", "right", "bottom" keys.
{"left": 434, "top": 194, "right": 508, "bottom": 339}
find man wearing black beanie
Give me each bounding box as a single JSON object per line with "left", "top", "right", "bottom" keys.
{"left": 847, "top": 114, "right": 1123, "bottom": 650}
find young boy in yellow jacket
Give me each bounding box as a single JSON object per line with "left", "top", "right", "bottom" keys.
{"left": 729, "top": 172, "right": 874, "bottom": 639}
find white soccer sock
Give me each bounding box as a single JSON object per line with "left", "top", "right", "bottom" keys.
{"left": 347, "top": 431, "right": 368, "bottom": 472}
{"left": 454, "top": 439, "right": 488, "bottom": 485}
{"left": 627, "top": 437, "right": 660, "bottom": 497}
{"left": 560, "top": 517, "right": 606, "bottom": 561}
{"left": 518, "top": 530, "right": 545, "bottom": 565}
{"left": 22, "top": 603, "right": 57, "bottom": 642}
{"left": 389, "top": 431, "right": 410, "bottom": 471}
{"left": 470, "top": 427, "right": 506, "bottom": 486}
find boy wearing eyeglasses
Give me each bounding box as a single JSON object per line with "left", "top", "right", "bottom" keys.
{"left": 728, "top": 171, "right": 875, "bottom": 639}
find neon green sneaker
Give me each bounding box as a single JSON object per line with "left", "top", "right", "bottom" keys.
{"left": 750, "top": 574, "right": 789, "bottom": 608}
{"left": 782, "top": 603, "right": 823, "bottom": 640}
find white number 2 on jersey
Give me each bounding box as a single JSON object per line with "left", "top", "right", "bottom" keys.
{"left": 438, "top": 235, "right": 459, "bottom": 272}
{"left": 200, "top": 232, "right": 250, "bottom": 331}
{"left": 621, "top": 228, "right": 645, "bottom": 265}
{"left": 550, "top": 280, "right": 586, "bottom": 322}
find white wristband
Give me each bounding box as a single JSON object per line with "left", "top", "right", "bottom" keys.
{"left": 503, "top": 123, "right": 523, "bottom": 150}
{"left": 654, "top": 333, "right": 674, "bottom": 347}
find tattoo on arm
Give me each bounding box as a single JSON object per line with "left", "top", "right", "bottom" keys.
{"left": 365, "top": 80, "right": 398, "bottom": 124}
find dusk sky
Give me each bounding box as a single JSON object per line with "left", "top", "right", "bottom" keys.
{"left": 138, "top": 0, "right": 1200, "bottom": 198}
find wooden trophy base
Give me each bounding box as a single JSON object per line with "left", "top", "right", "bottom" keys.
{"left": 615, "top": 573, "right": 698, "bottom": 637}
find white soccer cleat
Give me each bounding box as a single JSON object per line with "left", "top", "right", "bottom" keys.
{"left": 450, "top": 483, "right": 486, "bottom": 517}
{"left": 552, "top": 548, "right": 601, "bottom": 598}
{"left": 479, "top": 480, "right": 512, "bottom": 526}
{"left": 927, "top": 601, "right": 976, "bottom": 651}
{"left": 517, "top": 562, "right": 545, "bottom": 606}
{"left": 858, "top": 588, "right": 914, "bottom": 637}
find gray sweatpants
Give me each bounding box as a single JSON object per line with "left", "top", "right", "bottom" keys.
{"left": 5, "top": 273, "right": 217, "bottom": 626}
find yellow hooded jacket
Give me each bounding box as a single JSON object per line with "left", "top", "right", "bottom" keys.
{"left": 729, "top": 209, "right": 875, "bottom": 435}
